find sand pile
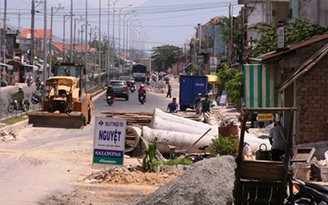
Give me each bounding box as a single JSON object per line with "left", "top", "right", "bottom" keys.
{"left": 135, "top": 155, "right": 236, "bottom": 205}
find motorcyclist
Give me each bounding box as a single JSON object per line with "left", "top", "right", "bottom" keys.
{"left": 12, "top": 86, "right": 25, "bottom": 111}
{"left": 138, "top": 84, "right": 146, "bottom": 102}
{"left": 106, "top": 85, "right": 115, "bottom": 101}
{"left": 26, "top": 74, "right": 33, "bottom": 86}
{"left": 35, "top": 76, "right": 41, "bottom": 90}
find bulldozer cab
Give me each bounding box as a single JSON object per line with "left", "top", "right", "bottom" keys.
{"left": 46, "top": 76, "right": 80, "bottom": 100}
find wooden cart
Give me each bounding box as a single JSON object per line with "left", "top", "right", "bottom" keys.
{"left": 234, "top": 107, "right": 296, "bottom": 205}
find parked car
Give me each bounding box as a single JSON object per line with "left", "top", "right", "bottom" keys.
{"left": 108, "top": 80, "right": 129, "bottom": 101}
{"left": 118, "top": 75, "right": 134, "bottom": 87}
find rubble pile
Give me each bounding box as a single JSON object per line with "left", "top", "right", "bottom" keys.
{"left": 0, "top": 130, "right": 16, "bottom": 141}
{"left": 136, "top": 156, "right": 236, "bottom": 205}
{"left": 85, "top": 166, "right": 182, "bottom": 186}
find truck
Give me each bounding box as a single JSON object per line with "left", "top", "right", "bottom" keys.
{"left": 132, "top": 63, "right": 147, "bottom": 82}
{"left": 179, "top": 75, "right": 208, "bottom": 111}
{"left": 28, "top": 62, "right": 93, "bottom": 129}
{"left": 139, "top": 58, "right": 152, "bottom": 73}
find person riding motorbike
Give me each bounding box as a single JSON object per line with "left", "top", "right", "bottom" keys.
{"left": 138, "top": 84, "right": 146, "bottom": 103}
{"left": 26, "top": 74, "right": 33, "bottom": 86}
{"left": 35, "top": 76, "right": 41, "bottom": 90}
{"left": 106, "top": 85, "right": 115, "bottom": 101}
{"left": 12, "top": 86, "right": 26, "bottom": 111}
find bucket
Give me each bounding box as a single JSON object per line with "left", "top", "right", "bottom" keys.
{"left": 320, "top": 166, "right": 328, "bottom": 182}
{"left": 294, "top": 163, "right": 311, "bottom": 182}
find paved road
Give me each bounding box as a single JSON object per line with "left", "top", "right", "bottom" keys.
{"left": 0, "top": 77, "right": 181, "bottom": 205}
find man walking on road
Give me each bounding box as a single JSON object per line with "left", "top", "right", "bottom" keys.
{"left": 166, "top": 83, "right": 172, "bottom": 98}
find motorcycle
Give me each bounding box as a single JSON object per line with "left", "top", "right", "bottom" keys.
{"left": 31, "top": 91, "right": 42, "bottom": 104}
{"left": 7, "top": 99, "right": 30, "bottom": 113}
{"left": 286, "top": 178, "right": 328, "bottom": 204}
{"left": 129, "top": 82, "right": 136, "bottom": 93}
{"left": 106, "top": 94, "right": 115, "bottom": 106}
{"left": 27, "top": 78, "right": 32, "bottom": 87}
{"left": 138, "top": 93, "right": 146, "bottom": 105}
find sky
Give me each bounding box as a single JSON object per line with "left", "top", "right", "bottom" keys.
{"left": 4, "top": 0, "right": 241, "bottom": 52}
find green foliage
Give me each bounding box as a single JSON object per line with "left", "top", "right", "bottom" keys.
{"left": 217, "top": 62, "right": 244, "bottom": 108}
{"left": 151, "top": 45, "right": 182, "bottom": 71}
{"left": 249, "top": 17, "right": 328, "bottom": 57}
{"left": 153, "top": 158, "right": 193, "bottom": 167}
{"left": 209, "top": 135, "right": 237, "bottom": 157}
{"left": 225, "top": 72, "right": 244, "bottom": 111}
{"left": 142, "top": 137, "right": 158, "bottom": 172}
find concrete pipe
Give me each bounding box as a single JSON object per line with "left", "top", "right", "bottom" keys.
{"left": 125, "top": 126, "right": 142, "bottom": 153}
{"left": 142, "top": 126, "right": 215, "bottom": 153}
{"left": 150, "top": 108, "right": 219, "bottom": 138}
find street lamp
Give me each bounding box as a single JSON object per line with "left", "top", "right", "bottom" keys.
{"left": 111, "top": 0, "right": 120, "bottom": 69}
{"left": 117, "top": 5, "right": 133, "bottom": 70}
{"left": 123, "top": 14, "right": 137, "bottom": 69}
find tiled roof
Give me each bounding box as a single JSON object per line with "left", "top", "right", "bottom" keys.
{"left": 52, "top": 41, "right": 97, "bottom": 52}
{"left": 205, "top": 16, "right": 221, "bottom": 26}
{"left": 21, "top": 29, "right": 51, "bottom": 39}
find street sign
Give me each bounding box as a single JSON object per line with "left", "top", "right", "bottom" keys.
{"left": 210, "top": 57, "right": 217, "bottom": 74}
{"left": 93, "top": 117, "right": 126, "bottom": 166}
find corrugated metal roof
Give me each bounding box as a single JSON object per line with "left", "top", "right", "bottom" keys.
{"left": 259, "top": 32, "right": 328, "bottom": 61}
{"left": 277, "top": 43, "right": 328, "bottom": 91}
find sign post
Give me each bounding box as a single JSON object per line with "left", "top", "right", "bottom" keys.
{"left": 93, "top": 117, "right": 126, "bottom": 166}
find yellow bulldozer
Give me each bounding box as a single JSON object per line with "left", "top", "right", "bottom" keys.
{"left": 28, "top": 63, "right": 93, "bottom": 129}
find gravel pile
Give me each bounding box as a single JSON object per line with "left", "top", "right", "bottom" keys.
{"left": 135, "top": 155, "right": 236, "bottom": 205}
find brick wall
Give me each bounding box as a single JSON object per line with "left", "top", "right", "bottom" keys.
{"left": 296, "top": 56, "right": 328, "bottom": 143}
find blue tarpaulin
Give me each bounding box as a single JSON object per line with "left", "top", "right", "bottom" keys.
{"left": 180, "top": 63, "right": 192, "bottom": 72}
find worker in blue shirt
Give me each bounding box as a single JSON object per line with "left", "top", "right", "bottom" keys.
{"left": 166, "top": 97, "right": 179, "bottom": 113}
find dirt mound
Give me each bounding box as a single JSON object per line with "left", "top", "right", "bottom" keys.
{"left": 86, "top": 166, "right": 182, "bottom": 186}
{"left": 136, "top": 156, "right": 236, "bottom": 205}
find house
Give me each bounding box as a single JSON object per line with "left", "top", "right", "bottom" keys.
{"left": 290, "top": 0, "right": 328, "bottom": 26}
{"left": 190, "top": 16, "right": 226, "bottom": 74}
{"left": 20, "top": 29, "right": 51, "bottom": 60}
{"left": 244, "top": 33, "right": 328, "bottom": 157}
{"left": 238, "top": 0, "right": 290, "bottom": 42}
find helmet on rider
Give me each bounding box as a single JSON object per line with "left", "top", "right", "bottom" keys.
{"left": 18, "top": 86, "right": 23, "bottom": 91}
{"left": 140, "top": 84, "right": 144, "bottom": 88}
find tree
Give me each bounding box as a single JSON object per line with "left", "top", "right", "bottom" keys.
{"left": 217, "top": 62, "right": 244, "bottom": 111}
{"left": 248, "top": 17, "right": 328, "bottom": 57}
{"left": 151, "top": 45, "right": 182, "bottom": 71}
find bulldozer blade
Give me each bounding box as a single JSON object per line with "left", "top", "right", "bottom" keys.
{"left": 28, "top": 112, "right": 85, "bottom": 129}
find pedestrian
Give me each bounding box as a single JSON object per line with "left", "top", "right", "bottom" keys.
{"left": 166, "top": 97, "right": 179, "bottom": 113}
{"left": 193, "top": 93, "right": 202, "bottom": 115}
{"left": 269, "top": 121, "right": 287, "bottom": 161}
{"left": 201, "top": 94, "right": 211, "bottom": 115}
{"left": 166, "top": 83, "right": 172, "bottom": 98}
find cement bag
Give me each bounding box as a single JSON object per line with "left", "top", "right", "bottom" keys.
{"left": 142, "top": 126, "right": 215, "bottom": 153}
{"left": 150, "top": 108, "right": 218, "bottom": 138}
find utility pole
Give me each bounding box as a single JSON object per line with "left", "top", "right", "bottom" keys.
{"left": 98, "top": 0, "right": 101, "bottom": 86}
{"left": 70, "top": 0, "right": 74, "bottom": 63}
{"left": 31, "top": 0, "right": 35, "bottom": 65}
{"left": 2, "top": 0, "right": 7, "bottom": 64}
{"left": 50, "top": 5, "right": 63, "bottom": 72}
{"left": 84, "top": 0, "right": 88, "bottom": 93}
{"left": 228, "top": 3, "right": 233, "bottom": 66}
{"left": 43, "top": 0, "right": 47, "bottom": 80}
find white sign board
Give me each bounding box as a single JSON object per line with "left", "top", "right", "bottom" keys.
{"left": 210, "top": 57, "right": 217, "bottom": 73}
{"left": 93, "top": 117, "right": 126, "bottom": 166}
{"left": 277, "top": 27, "right": 284, "bottom": 48}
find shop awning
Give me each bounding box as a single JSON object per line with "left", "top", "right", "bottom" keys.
{"left": 206, "top": 75, "right": 219, "bottom": 84}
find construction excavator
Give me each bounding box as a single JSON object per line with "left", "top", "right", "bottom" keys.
{"left": 28, "top": 62, "right": 93, "bottom": 129}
